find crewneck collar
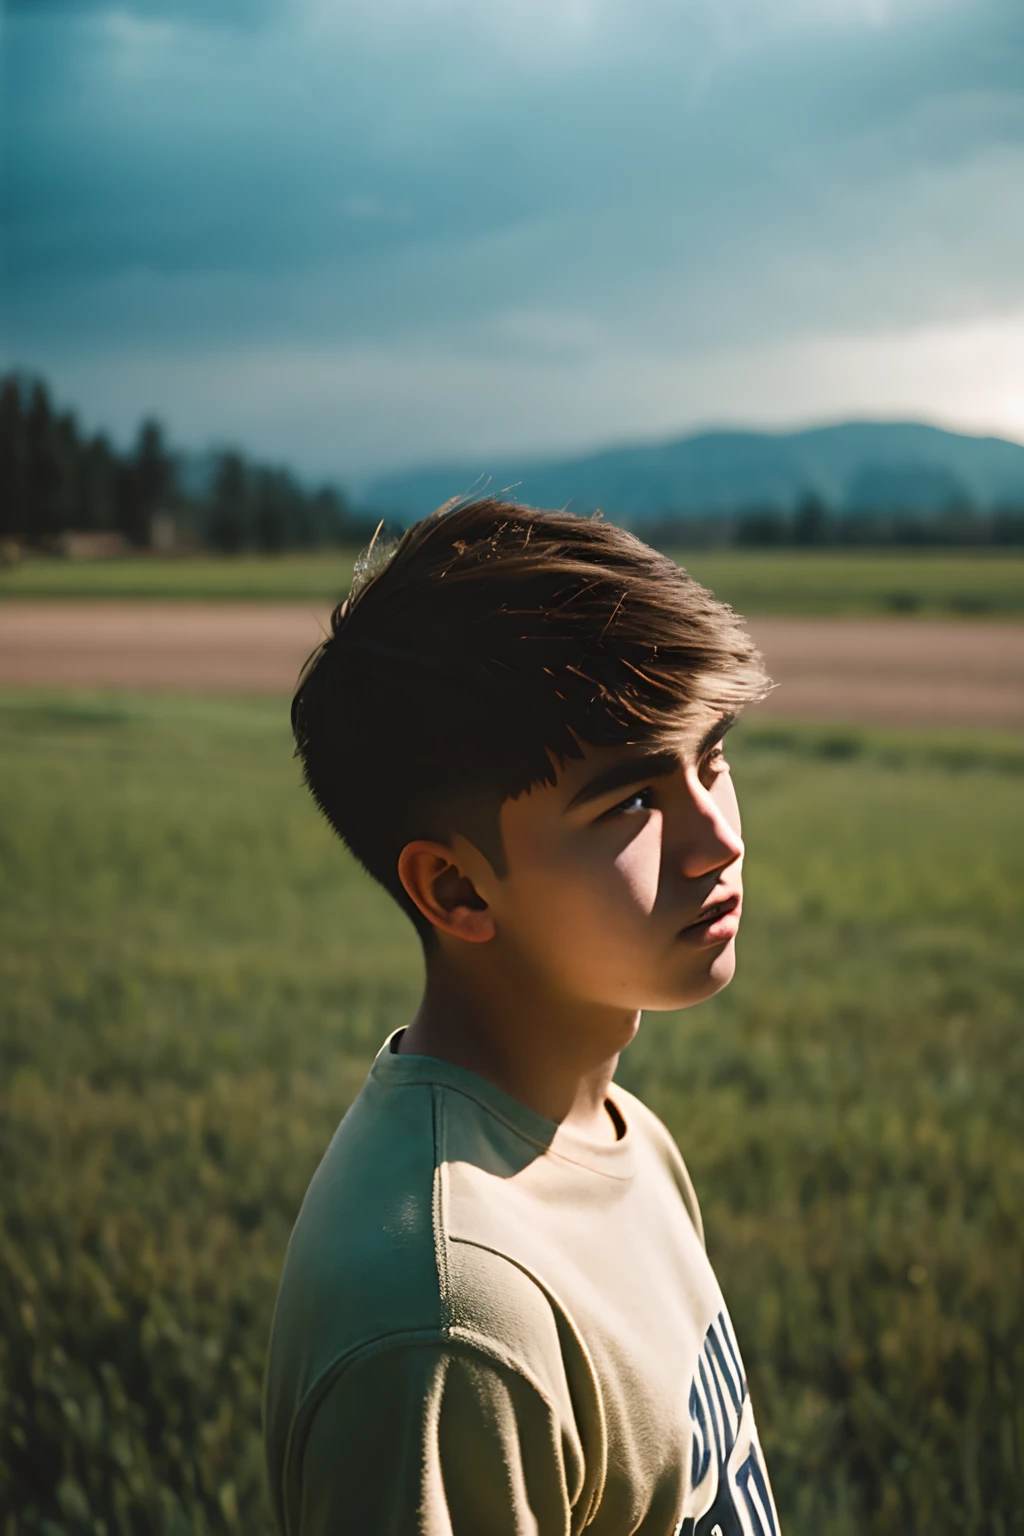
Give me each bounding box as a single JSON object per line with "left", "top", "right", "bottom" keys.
{"left": 371, "top": 1029, "right": 635, "bottom": 1180}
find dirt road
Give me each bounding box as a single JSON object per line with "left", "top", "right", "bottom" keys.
{"left": 1, "top": 602, "right": 1021, "bottom": 729}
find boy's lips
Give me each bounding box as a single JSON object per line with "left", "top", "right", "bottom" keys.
{"left": 678, "top": 892, "right": 741, "bottom": 943}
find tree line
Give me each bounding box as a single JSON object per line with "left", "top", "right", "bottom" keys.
{"left": 0, "top": 372, "right": 377, "bottom": 553}
{"left": 4, "top": 371, "right": 1023, "bottom": 554}
{"left": 634, "top": 492, "right": 1024, "bottom": 550}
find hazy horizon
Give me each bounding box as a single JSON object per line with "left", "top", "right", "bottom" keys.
{"left": 11, "top": 367, "right": 1024, "bottom": 498}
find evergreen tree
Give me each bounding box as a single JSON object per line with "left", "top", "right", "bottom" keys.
{"left": 253, "top": 468, "right": 292, "bottom": 553}
{"left": 993, "top": 503, "right": 1024, "bottom": 545}
{"left": 209, "top": 452, "right": 250, "bottom": 552}
{"left": 52, "top": 411, "right": 80, "bottom": 534}
{"left": 77, "top": 434, "right": 118, "bottom": 532}
{"left": 737, "top": 505, "right": 789, "bottom": 547}
{"left": 794, "top": 492, "right": 829, "bottom": 546}
{"left": 119, "top": 418, "right": 174, "bottom": 546}
{"left": 310, "top": 485, "right": 348, "bottom": 546}
{"left": 24, "top": 382, "right": 64, "bottom": 541}
{"left": 0, "top": 375, "right": 28, "bottom": 539}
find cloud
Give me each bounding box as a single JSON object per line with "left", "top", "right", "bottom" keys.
{"left": 4, "top": 0, "right": 1024, "bottom": 472}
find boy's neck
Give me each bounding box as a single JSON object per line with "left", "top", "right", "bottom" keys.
{"left": 397, "top": 951, "right": 639, "bottom": 1144}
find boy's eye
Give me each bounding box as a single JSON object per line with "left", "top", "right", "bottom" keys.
{"left": 608, "top": 786, "right": 654, "bottom": 816}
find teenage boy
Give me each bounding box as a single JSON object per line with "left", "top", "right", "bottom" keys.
{"left": 264, "top": 500, "right": 778, "bottom": 1535}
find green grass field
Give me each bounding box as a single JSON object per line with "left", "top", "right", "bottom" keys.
{"left": 2, "top": 548, "right": 1022, "bottom": 617}
{"left": 2, "top": 694, "right": 1023, "bottom": 1533}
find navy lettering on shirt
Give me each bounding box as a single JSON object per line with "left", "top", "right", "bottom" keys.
{"left": 675, "top": 1311, "right": 779, "bottom": 1536}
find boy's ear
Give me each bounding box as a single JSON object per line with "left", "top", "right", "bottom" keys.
{"left": 397, "top": 841, "right": 496, "bottom": 944}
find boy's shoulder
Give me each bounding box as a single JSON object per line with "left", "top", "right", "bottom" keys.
{"left": 609, "top": 1079, "right": 706, "bottom": 1245}
{"left": 264, "top": 1042, "right": 587, "bottom": 1499}
{"left": 265, "top": 1040, "right": 702, "bottom": 1378}
{"left": 264, "top": 1039, "right": 734, "bottom": 1533}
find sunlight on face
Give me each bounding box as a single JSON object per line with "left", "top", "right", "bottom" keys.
{"left": 490, "top": 717, "right": 745, "bottom": 1014}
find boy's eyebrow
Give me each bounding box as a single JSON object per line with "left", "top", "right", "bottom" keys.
{"left": 565, "top": 713, "right": 737, "bottom": 813}
{"left": 565, "top": 750, "right": 682, "bottom": 811}
{"left": 696, "top": 711, "right": 736, "bottom": 760}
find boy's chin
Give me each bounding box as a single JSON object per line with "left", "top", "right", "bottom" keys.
{"left": 652, "top": 943, "right": 737, "bottom": 1011}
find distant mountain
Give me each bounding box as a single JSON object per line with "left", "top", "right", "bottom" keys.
{"left": 362, "top": 421, "right": 1024, "bottom": 526}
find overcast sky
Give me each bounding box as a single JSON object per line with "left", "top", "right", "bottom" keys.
{"left": 3, "top": 0, "right": 1023, "bottom": 483}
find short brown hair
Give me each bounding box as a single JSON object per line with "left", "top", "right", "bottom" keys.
{"left": 292, "top": 499, "right": 769, "bottom": 939}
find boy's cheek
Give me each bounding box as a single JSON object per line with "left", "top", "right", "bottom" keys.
{"left": 612, "top": 831, "right": 662, "bottom": 918}
{"left": 500, "top": 871, "right": 629, "bottom": 966}
{"left": 498, "top": 829, "right": 662, "bottom": 955}
{"left": 716, "top": 772, "right": 742, "bottom": 835}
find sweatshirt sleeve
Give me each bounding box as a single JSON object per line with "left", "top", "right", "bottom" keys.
{"left": 287, "top": 1340, "right": 574, "bottom": 1536}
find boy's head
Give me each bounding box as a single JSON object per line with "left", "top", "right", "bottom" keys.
{"left": 293, "top": 499, "right": 769, "bottom": 1004}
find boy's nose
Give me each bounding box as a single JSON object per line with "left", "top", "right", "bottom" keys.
{"left": 676, "top": 779, "right": 744, "bottom": 880}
